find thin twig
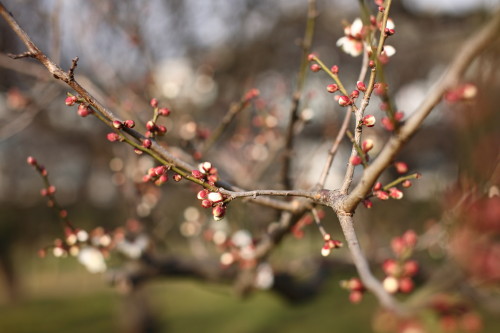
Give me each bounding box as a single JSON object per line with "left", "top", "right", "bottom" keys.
{"left": 281, "top": 0, "right": 317, "bottom": 189}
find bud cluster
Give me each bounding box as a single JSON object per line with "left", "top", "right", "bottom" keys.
{"left": 340, "top": 277, "right": 366, "bottom": 304}
{"left": 143, "top": 165, "right": 169, "bottom": 186}
{"left": 320, "top": 233, "right": 343, "bottom": 257}
{"left": 381, "top": 230, "right": 419, "bottom": 294}
{"left": 64, "top": 94, "right": 94, "bottom": 118}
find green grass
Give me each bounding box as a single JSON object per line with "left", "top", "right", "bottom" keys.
{"left": 0, "top": 257, "right": 499, "bottom": 332}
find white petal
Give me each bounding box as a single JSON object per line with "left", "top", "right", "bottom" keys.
{"left": 384, "top": 45, "right": 396, "bottom": 57}
{"left": 386, "top": 18, "right": 395, "bottom": 30}
{"left": 351, "top": 18, "right": 363, "bottom": 36}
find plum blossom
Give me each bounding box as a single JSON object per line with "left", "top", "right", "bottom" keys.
{"left": 78, "top": 246, "right": 107, "bottom": 273}
{"left": 336, "top": 18, "right": 364, "bottom": 57}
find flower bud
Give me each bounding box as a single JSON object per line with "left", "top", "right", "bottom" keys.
{"left": 381, "top": 117, "right": 394, "bottom": 131}
{"left": 106, "top": 133, "right": 120, "bottom": 142}
{"left": 330, "top": 65, "right": 339, "bottom": 74}
{"left": 362, "top": 199, "right": 373, "bottom": 209}
{"left": 197, "top": 189, "right": 209, "bottom": 200}
{"left": 362, "top": 139, "right": 374, "bottom": 153}
{"left": 350, "top": 90, "right": 360, "bottom": 99}
{"left": 77, "top": 104, "right": 92, "bottom": 117}
{"left": 402, "top": 180, "right": 412, "bottom": 188}
{"left": 403, "top": 260, "right": 419, "bottom": 277}
{"left": 310, "top": 64, "right": 321, "bottom": 72}
{"left": 373, "top": 182, "right": 382, "bottom": 191}
{"left": 374, "top": 190, "right": 389, "bottom": 200}
{"left": 212, "top": 205, "right": 226, "bottom": 221}
{"left": 124, "top": 120, "right": 135, "bottom": 128}
{"left": 142, "top": 139, "right": 152, "bottom": 148}
{"left": 146, "top": 121, "right": 156, "bottom": 131}
{"left": 389, "top": 187, "right": 403, "bottom": 199}
{"left": 150, "top": 98, "right": 158, "bottom": 108}
{"left": 349, "top": 291, "right": 363, "bottom": 304}
{"left": 382, "top": 276, "right": 399, "bottom": 294}
{"left": 338, "top": 95, "right": 351, "bottom": 106}
{"left": 326, "top": 84, "right": 339, "bottom": 93}
{"left": 27, "top": 156, "right": 37, "bottom": 166}
{"left": 208, "top": 192, "right": 223, "bottom": 203}
{"left": 201, "top": 199, "right": 212, "bottom": 208}
{"left": 112, "top": 120, "right": 123, "bottom": 129}
{"left": 394, "top": 161, "right": 408, "bottom": 174}
{"left": 398, "top": 277, "right": 414, "bottom": 293}
{"left": 362, "top": 115, "right": 376, "bottom": 127}
{"left": 356, "top": 81, "right": 366, "bottom": 92}
{"left": 158, "top": 108, "right": 171, "bottom": 116}
{"left": 321, "top": 245, "right": 331, "bottom": 257}
{"left": 65, "top": 96, "right": 77, "bottom": 106}
{"left": 191, "top": 170, "right": 204, "bottom": 179}
{"left": 173, "top": 174, "right": 182, "bottom": 182}
{"left": 350, "top": 155, "right": 362, "bottom": 166}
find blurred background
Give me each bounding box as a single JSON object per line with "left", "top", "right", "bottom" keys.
{"left": 0, "top": 0, "right": 499, "bottom": 332}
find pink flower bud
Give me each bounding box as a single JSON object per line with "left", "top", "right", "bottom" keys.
{"left": 384, "top": 28, "right": 395, "bottom": 36}
{"left": 389, "top": 187, "right": 403, "bottom": 199}
{"left": 112, "top": 120, "right": 123, "bottom": 129}
{"left": 146, "top": 121, "right": 156, "bottom": 131}
{"left": 77, "top": 104, "right": 92, "bottom": 117}
{"left": 348, "top": 278, "right": 364, "bottom": 292}
{"left": 349, "top": 291, "right": 363, "bottom": 304}
{"left": 394, "top": 111, "right": 404, "bottom": 121}
{"left": 402, "top": 230, "right": 418, "bottom": 248}
{"left": 124, "top": 120, "right": 135, "bottom": 128}
{"left": 142, "top": 139, "right": 152, "bottom": 148}
{"left": 157, "top": 125, "right": 167, "bottom": 135}
{"left": 382, "top": 259, "right": 399, "bottom": 276}
{"left": 326, "top": 84, "right": 339, "bottom": 93}
{"left": 307, "top": 53, "right": 316, "bottom": 62}
{"left": 47, "top": 185, "right": 56, "bottom": 195}
{"left": 173, "top": 174, "right": 182, "bottom": 182}
{"left": 394, "top": 161, "right": 408, "bottom": 174}
{"left": 106, "top": 133, "right": 120, "bottom": 142}
{"left": 362, "top": 199, "right": 373, "bottom": 208}
{"left": 27, "top": 156, "right": 37, "bottom": 166}
{"left": 65, "top": 96, "right": 77, "bottom": 106}
{"left": 391, "top": 236, "right": 405, "bottom": 256}
{"left": 212, "top": 205, "right": 226, "bottom": 221}
{"left": 403, "top": 260, "right": 419, "bottom": 277}
{"left": 350, "top": 155, "right": 362, "bottom": 166}
{"left": 244, "top": 88, "right": 260, "bottom": 101}
{"left": 398, "top": 277, "right": 414, "bottom": 293}
{"left": 374, "top": 190, "right": 389, "bottom": 200}
{"left": 362, "top": 115, "right": 376, "bottom": 127}
{"left": 350, "top": 90, "right": 359, "bottom": 99}
{"left": 369, "top": 60, "right": 376, "bottom": 68}
{"left": 330, "top": 65, "right": 339, "bottom": 74}
{"left": 373, "top": 182, "right": 382, "bottom": 191}
{"left": 381, "top": 117, "right": 394, "bottom": 131}
{"left": 155, "top": 174, "right": 168, "bottom": 185}
{"left": 154, "top": 166, "right": 167, "bottom": 176}
{"left": 158, "top": 108, "right": 171, "bottom": 116}
{"left": 402, "top": 180, "right": 412, "bottom": 188}
{"left": 197, "top": 189, "right": 209, "bottom": 200}
{"left": 142, "top": 174, "right": 151, "bottom": 182}
{"left": 310, "top": 64, "right": 321, "bottom": 72}
{"left": 338, "top": 95, "right": 351, "bottom": 106}
{"left": 362, "top": 139, "right": 374, "bottom": 152}
{"left": 201, "top": 199, "right": 212, "bottom": 208}
{"left": 356, "top": 81, "right": 366, "bottom": 92}
{"left": 150, "top": 98, "right": 158, "bottom": 108}
{"left": 191, "top": 170, "right": 204, "bottom": 179}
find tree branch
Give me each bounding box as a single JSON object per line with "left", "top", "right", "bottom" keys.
{"left": 342, "top": 10, "right": 500, "bottom": 213}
